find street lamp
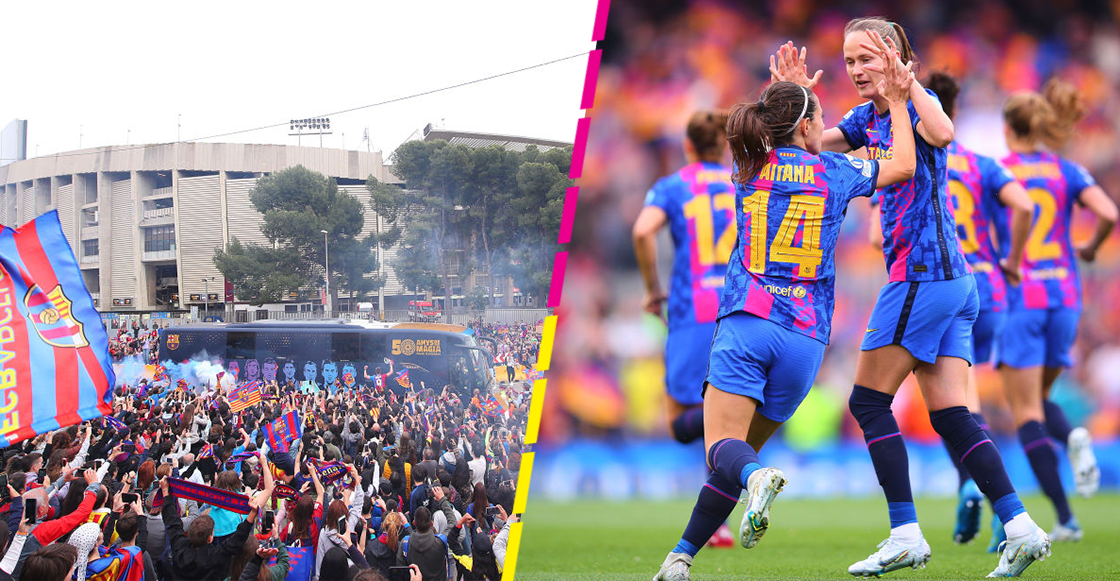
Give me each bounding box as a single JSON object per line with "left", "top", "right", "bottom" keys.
{"left": 320, "top": 230, "right": 330, "bottom": 315}
{"left": 202, "top": 276, "right": 216, "bottom": 321}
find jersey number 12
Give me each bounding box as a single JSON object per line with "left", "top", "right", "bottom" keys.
{"left": 683, "top": 193, "right": 736, "bottom": 266}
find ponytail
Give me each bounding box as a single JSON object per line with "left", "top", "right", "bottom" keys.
{"left": 1040, "top": 78, "right": 1085, "bottom": 150}
{"left": 686, "top": 110, "right": 730, "bottom": 162}
{"left": 1003, "top": 78, "right": 1085, "bottom": 150}
{"left": 727, "top": 82, "right": 817, "bottom": 188}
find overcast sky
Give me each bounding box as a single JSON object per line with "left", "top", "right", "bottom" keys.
{"left": 2, "top": 0, "right": 597, "bottom": 162}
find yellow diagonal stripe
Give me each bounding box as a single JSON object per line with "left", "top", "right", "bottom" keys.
{"left": 525, "top": 379, "right": 546, "bottom": 446}
{"left": 512, "top": 451, "right": 533, "bottom": 515}
{"left": 500, "top": 521, "right": 523, "bottom": 581}
{"left": 536, "top": 316, "right": 557, "bottom": 371}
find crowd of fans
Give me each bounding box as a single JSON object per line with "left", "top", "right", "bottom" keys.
{"left": 0, "top": 320, "right": 539, "bottom": 581}
{"left": 108, "top": 324, "right": 162, "bottom": 364}
{"left": 544, "top": 0, "right": 1120, "bottom": 443}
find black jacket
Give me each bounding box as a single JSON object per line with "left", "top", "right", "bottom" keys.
{"left": 396, "top": 528, "right": 447, "bottom": 581}
{"left": 162, "top": 495, "right": 253, "bottom": 581}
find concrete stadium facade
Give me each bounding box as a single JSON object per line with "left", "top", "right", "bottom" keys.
{"left": 0, "top": 142, "right": 404, "bottom": 318}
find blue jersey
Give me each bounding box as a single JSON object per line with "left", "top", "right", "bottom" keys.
{"left": 945, "top": 141, "right": 1017, "bottom": 312}
{"left": 837, "top": 89, "right": 970, "bottom": 282}
{"left": 998, "top": 151, "right": 1096, "bottom": 311}
{"left": 718, "top": 146, "right": 880, "bottom": 343}
{"left": 644, "top": 161, "right": 736, "bottom": 330}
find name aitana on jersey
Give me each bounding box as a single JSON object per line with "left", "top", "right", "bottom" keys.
{"left": 718, "top": 146, "right": 879, "bottom": 343}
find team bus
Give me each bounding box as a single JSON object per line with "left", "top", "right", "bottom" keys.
{"left": 157, "top": 320, "right": 496, "bottom": 394}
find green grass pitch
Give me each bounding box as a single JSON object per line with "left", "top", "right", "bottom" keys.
{"left": 514, "top": 494, "right": 1120, "bottom": 580}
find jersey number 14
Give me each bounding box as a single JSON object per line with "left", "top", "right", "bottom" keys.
{"left": 743, "top": 190, "right": 824, "bottom": 278}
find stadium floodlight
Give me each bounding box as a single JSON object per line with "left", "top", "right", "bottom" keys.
{"left": 289, "top": 117, "right": 332, "bottom": 147}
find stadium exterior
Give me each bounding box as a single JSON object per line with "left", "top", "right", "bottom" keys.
{"left": 0, "top": 142, "right": 407, "bottom": 323}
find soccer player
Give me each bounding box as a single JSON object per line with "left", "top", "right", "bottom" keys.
{"left": 872, "top": 72, "right": 1035, "bottom": 548}
{"left": 634, "top": 110, "right": 735, "bottom": 447}
{"left": 997, "top": 78, "right": 1117, "bottom": 542}
{"left": 654, "top": 52, "right": 918, "bottom": 580}
{"left": 634, "top": 110, "right": 738, "bottom": 548}
{"left": 772, "top": 21, "right": 1049, "bottom": 577}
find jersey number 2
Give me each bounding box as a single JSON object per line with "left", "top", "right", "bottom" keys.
{"left": 1025, "top": 187, "right": 1061, "bottom": 261}
{"left": 743, "top": 190, "right": 824, "bottom": 278}
{"left": 683, "top": 193, "right": 736, "bottom": 266}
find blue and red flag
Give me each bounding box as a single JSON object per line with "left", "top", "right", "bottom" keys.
{"left": 229, "top": 380, "right": 262, "bottom": 413}
{"left": 264, "top": 411, "right": 303, "bottom": 454}
{"left": 102, "top": 415, "right": 127, "bottom": 432}
{"left": 198, "top": 443, "right": 214, "bottom": 460}
{"left": 0, "top": 212, "right": 114, "bottom": 447}
{"left": 396, "top": 369, "right": 411, "bottom": 389}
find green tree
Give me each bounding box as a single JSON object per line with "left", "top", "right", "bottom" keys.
{"left": 213, "top": 165, "right": 381, "bottom": 308}
{"left": 212, "top": 238, "right": 307, "bottom": 305}
{"left": 499, "top": 145, "right": 572, "bottom": 306}
{"left": 381, "top": 141, "right": 475, "bottom": 319}
{"left": 463, "top": 145, "right": 521, "bottom": 305}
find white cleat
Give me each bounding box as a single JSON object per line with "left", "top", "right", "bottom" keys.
{"left": 1068, "top": 427, "right": 1099, "bottom": 498}
{"left": 739, "top": 467, "right": 787, "bottom": 549}
{"left": 987, "top": 526, "right": 1050, "bottom": 578}
{"left": 652, "top": 552, "right": 692, "bottom": 581}
{"left": 847, "top": 537, "right": 931, "bottom": 577}
{"left": 1049, "top": 519, "right": 1083, "bottom": 543}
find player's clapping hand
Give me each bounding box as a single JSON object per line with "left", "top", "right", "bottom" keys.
{"left": 861, "top": 30, "right": 913, "bottom": 103}
{"left": 769, "top": 41, "right": 823, "bottom": 89}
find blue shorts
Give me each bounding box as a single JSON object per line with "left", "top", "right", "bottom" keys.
{"left": 972, "top": 309, "right": 1006, "bottom": 365}
{"left": 861, "top": 277, "right": 979, "bottom": 365}
{"left": 704, "top": 312, "right": 825, "bottom": 423}
{"left": 997, "top": 308, "right": 1080, "bottom": 369}
{"left": 665, "top": 322, "right": 718, "bottom": 406}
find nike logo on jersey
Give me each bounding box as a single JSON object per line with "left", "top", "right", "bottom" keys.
{"left": 866, "top": 328, "right": 879, "bottom": 333}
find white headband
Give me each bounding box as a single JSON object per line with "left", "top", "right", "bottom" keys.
{"left": 785, "top": 85, "right": 810, "bottom": 135}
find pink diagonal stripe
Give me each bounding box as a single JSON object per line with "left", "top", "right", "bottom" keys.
{"left": 581, "top": 50, "right": 602, "bottom": 110}
{"left": 866, "top": 432, "right": 901, "bottom": 446}
{"left": 547, "top": 251, "right": 568, "bottom": 308}
{"left": 569, "top": 117, "right": 591, "bottom": 179}
{"left": 962, "top": 439, "right": 994, "bottom": 460}
{"left": 704, "top": 483, "right": 738, "bottom": 503}
{"left": 558, "top": 186, "right": 579, "bottom": 244}
{"left": 1021, "top": 438, "right": 1049, "bottom": 453}
{"left": 591, "top": 0, "right": 611, "bottom": 41}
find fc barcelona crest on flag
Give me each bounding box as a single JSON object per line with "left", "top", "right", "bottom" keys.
{"left": 166, "top": 334, "right": 179, "bottom": 351}
{"left": 25, "top": 284, "right": 88, "bottom": 348}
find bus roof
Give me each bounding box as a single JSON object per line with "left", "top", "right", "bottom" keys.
{"left": 165, "top": 319, "right": 469, "bottom": 333}
{"left": 390, "top": 322, "right": 469, "bottom": 334}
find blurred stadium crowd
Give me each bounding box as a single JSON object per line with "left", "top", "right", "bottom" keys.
{"left": 542, "top": 0, "right": 1120, "bottom": 453}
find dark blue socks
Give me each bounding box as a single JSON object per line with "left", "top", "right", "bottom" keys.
{"left": 941, "top": 412, "right": 996, "bottom": 488}
{"left": 1043, "top": 400, "right": 1073, "bottom": 445}
{"left": 849, "top": 385, "right": 916, "bottom": 527}
{"left": 707, "top": 438, "right": 760, "bottom": 489}
{"left": 930, "top": 406, "right": 1024, "bottom": 525}
{"left": 671, "top": 407, "right": 706, "bottom": 444}
{"left": 1019, "top": 420, "right": 1073, "bottom": 525}
{"left": 672, "top": 472, "right": 742, "bottom": 556}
